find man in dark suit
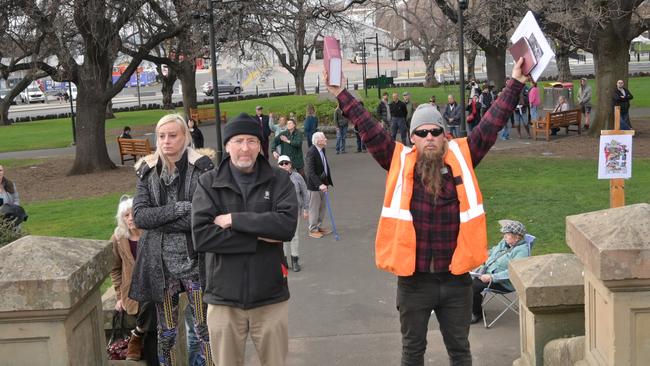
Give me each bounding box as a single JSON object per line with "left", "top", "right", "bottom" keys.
{"left": 305, "top": 131, "right": 333, "bottom": 239}
{"left": 255, "top": 105, "right": 272, "bottom": 159}
{"left": 443, "top": 95, "right": 463, "bottom": 137}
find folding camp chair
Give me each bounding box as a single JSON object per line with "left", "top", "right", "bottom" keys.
{"left": 481, "top": 233, "right": 536, "bottom": 329}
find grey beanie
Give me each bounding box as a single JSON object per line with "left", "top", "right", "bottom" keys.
{"left": 409, "top": 104, "right": 447, "bottom": 135}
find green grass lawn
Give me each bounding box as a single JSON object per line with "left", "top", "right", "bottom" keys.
{"left": 0, "top": 158, "right": 44, "bottom": 168}
{"left": 20, "top": 157, "right": 650, "bottom": 256}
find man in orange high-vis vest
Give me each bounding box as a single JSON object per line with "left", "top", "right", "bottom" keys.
{"left": 324, "top": 58, "right": 528, "bottom": 366}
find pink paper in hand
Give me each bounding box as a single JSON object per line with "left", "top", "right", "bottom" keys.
{"left": 324, "top": 36, "right": 343, "bottom": 86}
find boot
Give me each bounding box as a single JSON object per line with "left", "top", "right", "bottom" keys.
{"left": 291, "top": 256, "right": 301, "bottom": 272}
{"left": 126, "top": 331, "right": 142, "bottom": 361}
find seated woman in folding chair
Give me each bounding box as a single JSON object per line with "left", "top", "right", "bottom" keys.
{"left": 471, "top": 220, "right": 530, "bottom": 324}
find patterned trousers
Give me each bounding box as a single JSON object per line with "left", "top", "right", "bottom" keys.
{"left": 155, "top": 277, "right": 213, "bottom": 366}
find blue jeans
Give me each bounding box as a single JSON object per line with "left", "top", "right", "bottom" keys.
{"left": 397, "top": 272, "right": 473, "bottom": 366}
{"left": 355, "top": 129, "right": 366, "bottom": 152}
{"left": 530, "top": 106, "right": 539, "bottom": 121}
{"left": 336, "top": 125, "right": 348, "bottom": 152}
{"left": 390, "top": 117, "right": 408, "bottom": 144}
{"left": 620, "top": 112, "right": 632, "bottom": 130}
{"left": 448, "top": 125, "right": 460, "bottom": 138}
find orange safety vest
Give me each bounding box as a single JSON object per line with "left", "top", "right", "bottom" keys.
{"left": 375, "top": 138, "right": 488, "bottom": 276}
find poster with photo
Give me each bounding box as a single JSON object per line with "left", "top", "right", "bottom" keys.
{"left": 510, "top": 11, "right": 555, "bottom": 81}
{"left": 598, "top": 135, "right": 633, "bottom": 179}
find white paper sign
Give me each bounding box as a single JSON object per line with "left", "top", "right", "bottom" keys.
{"left": 510, "top": 11, "right": 555, "bottom": 82}
{"left": 598, "top": 135, "right": 633, "bottom": 179}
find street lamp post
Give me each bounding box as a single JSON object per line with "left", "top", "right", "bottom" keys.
{"left": 458, "top": 0, "right": 468, "bottom": 135}
{"left": 208, "top": 0, "right": 223, "bottom": 161}
{"left": 68, "top": 82, "right": 76, "bottom": 145}
{"left": 375, "top": 33, "right": 380, "bottom": 99}
{"left": 362, "top": 39, "right": 368, "bottom": 97}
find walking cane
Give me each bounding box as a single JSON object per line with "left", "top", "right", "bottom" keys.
{"left": 324, "top": 191, "right": 341, "bottom": 241}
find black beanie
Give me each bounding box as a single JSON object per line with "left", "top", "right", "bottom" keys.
{"left": 223, "top": 112, "right": 263, "bottom": 144}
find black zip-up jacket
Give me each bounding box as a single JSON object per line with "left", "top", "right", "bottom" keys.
{"left": 192, "top": 155, "right": 298, "bottom": 309}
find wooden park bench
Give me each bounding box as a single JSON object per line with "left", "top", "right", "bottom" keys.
{"left": 532, "top": 108, "right": 582, "bottom": 141}
{"left": 117, "top": 138, "right": 154, "bottom": 165}
{"left": 189, "top": 108, "right": 227, "bottom": 124}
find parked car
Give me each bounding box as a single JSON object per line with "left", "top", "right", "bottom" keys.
{"left": 202, "top": 80, "right": 242, "bottom": 96}
{"left": 0, "top": 89, "right": 19, "bottom": 105}
{"left": 20, "top": 86, "right": 46, "bottom": 103}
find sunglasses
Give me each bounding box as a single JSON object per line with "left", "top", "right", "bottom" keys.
{"left": 412, "top": 128, "right": 444, "bottom": 138}
{"left": 279, "top": 161, "right": 291, "bottom": 166}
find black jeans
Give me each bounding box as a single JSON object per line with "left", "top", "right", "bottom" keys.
{"left": 136, "top": 301, "right": 158, "bottom": 366}
{"left": 471, "top": 278, "right": 509, "bottom": 316}
{"left": 397, "top": 272, "right": 473, "bottom": 366}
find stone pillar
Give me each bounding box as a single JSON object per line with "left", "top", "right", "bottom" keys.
{"left": 566, "top": 203, "right": 650, "bottom": 366}
{"left": 0, "top": 236, "right": 112, "bottom": 366}
{"left": 510, "top": 253, "right": 585, "bottom": 366}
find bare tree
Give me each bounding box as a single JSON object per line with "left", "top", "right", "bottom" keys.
{"left": 531, "top": 0, "right": 650, "bottom": 132}
{"left": 435, "top": 0, "right": 523, "bottom": 90}
{"left": 18, "top": 0, "right": 184, "bottom": 174}
{"left": 242, "top": 0, "right": 360, "bottom": 95}
{"left": 0, "top": 1, "right": 55, "bottom": 125}
{"left": 372, "top": 0, "right": 455, "bottom": 87}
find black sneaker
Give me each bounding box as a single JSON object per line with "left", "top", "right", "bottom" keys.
{"left": 470, "top": 314, "right": 483, "bottom": 324}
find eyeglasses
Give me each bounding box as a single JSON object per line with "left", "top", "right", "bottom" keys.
{"left": 412, "top": 128, "right": 444, "bottom": 138}
{"left": 229, "top": 138, "right": 260, "bottom": 148}
{"left": 278, "top": 161, "right": 291, "bottom": 166}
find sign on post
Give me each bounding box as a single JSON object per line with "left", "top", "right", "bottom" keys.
{"left": 598, "top": 106, "right": 635, "bottom": 208}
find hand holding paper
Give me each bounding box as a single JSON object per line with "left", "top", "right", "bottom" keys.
{"left": 323, "top": 36, "right": 343, "bottom": 86}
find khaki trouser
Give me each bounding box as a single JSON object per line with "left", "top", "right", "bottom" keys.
{"left": 308, "top": 190, "right": 327, "bottom": 232}
{"left": 207, "top": 301, "right": 288, "bottom": 366}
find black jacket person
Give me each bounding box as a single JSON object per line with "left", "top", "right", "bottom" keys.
{"left": 192, "top": 112, "right": 298, "bottom": 365}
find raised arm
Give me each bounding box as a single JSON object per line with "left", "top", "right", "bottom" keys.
{"left": 324, "top": 72, "right": 395, "bottom": 171}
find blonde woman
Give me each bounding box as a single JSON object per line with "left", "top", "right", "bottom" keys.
{"left": 110, "top": 196, "right": 157, "bottom": 363}
{"left": 130, "top": 114, "right": 214, "bottom": 365}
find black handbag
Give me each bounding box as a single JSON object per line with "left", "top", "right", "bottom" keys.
{"left": 106, "top": 310, "right": 130, "bottom": 360}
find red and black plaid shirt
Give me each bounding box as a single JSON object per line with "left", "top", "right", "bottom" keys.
{"left": 337, "top": 79, "right": 524, "bottom": 273}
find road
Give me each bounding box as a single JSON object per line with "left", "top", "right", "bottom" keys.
{"left": 9, "top": 58, "right": 650, "bottom": 120}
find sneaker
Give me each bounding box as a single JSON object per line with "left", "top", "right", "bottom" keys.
{"left": 309, "top": 230, "right": 323, "bottom": 239}
{"left": 318, "top": 227, "right": 333, "bottom": 235}
{"left": 470, "top": 314, "right": 483, "bottom": 324}
{"left": 125, "top": 332, "right": 142, "bottom": 361}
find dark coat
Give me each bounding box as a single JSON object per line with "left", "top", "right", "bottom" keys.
{"left": 305, "top": 145, "right": 333, "bottom": 191}
{"left": 613, "top": 87, "right": 633, "bottom": 114}
{"left": 192, "top": 155, "right": 298, "bottom": 310}
{"left": 129, "top": 148, "right": 214, "bottom": 303}
{"left": 271, "top": 129, "right": 304, "bottom": 169}
{"left": 443, "top": 103, "right": 463, "bottom": 126}
{"left": 255, "top": 114, "right": 272, "bottom": 142}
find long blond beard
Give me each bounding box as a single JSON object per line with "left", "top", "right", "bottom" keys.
{"left": 416, "top": 142, "right": 448, "bottom": 200}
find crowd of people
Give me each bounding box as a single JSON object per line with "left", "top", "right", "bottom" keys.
{"left": 1, "top": 56, "right": 637, "bottom": 366}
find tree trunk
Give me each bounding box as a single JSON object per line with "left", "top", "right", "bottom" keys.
{"left": 0, "top": 101, "right": 11, "bottom": 125}
{"left": 178, "top": 60, "right": 197, "bottom": 120}
{"left": 591, "top": 36, "right": 631, "bottom": 133}
{"left": 105, "top": 76, "right": 115, "bottom": 119}
{"left": 294, "top": 68, "right": 306, "bottom": 95}
{"left": 423, "top": 52, "right": 440, "bottom": 87}
{"left": 555, "top": 42, "right": 572, "bottom": 82}
{"left": 161, "top": 67, "right": 177, "bottom": 110}
{"left": 70, "top": 90, "right": 116, "bottom": 174}
{"left": 484, "top": 47, "right": 506, "bottom": 90}
{"left": 465, "top": 46, "right": 477, "bottom": 81}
